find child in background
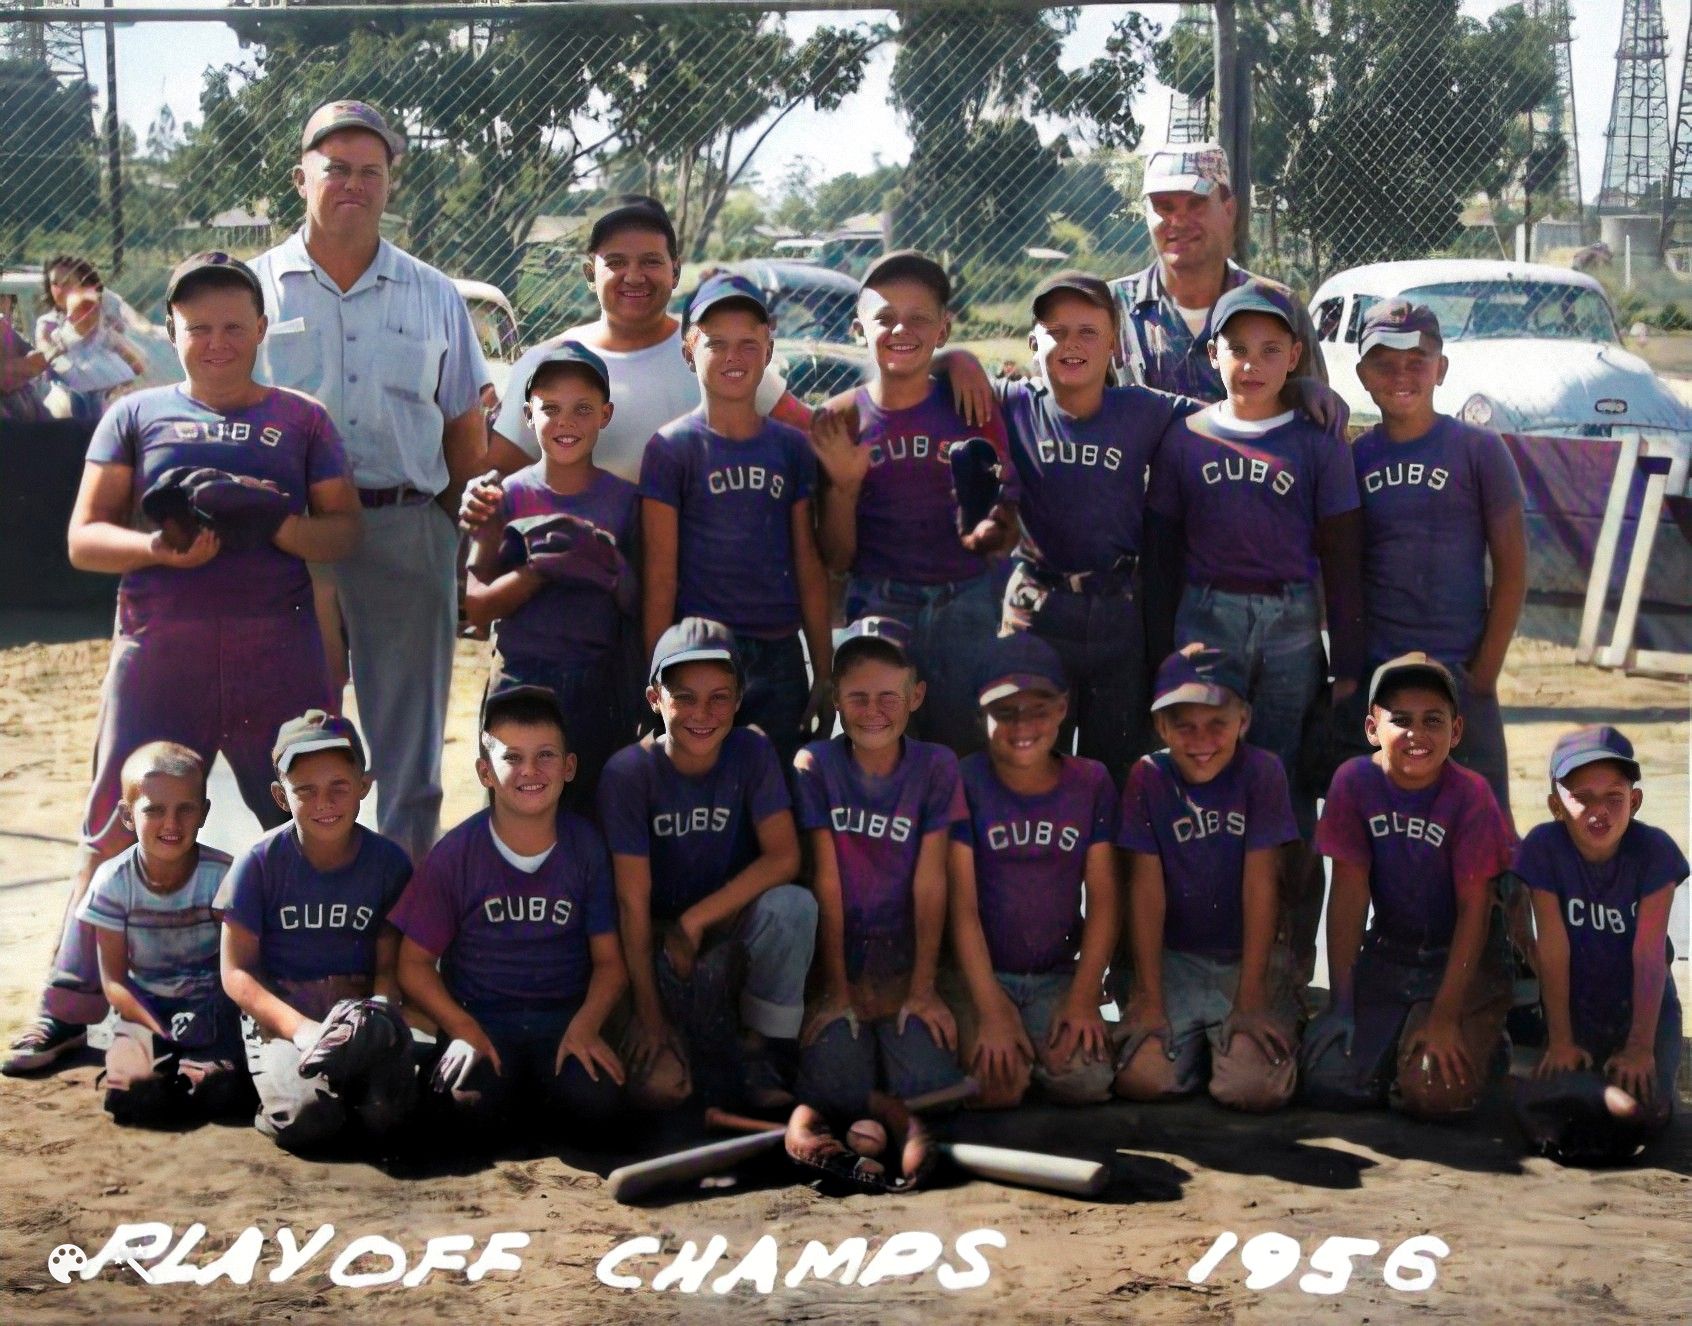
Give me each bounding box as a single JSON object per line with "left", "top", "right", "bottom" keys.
{"left": 640, "top": 274, "right": 832, "bottom": 766}
{"left": 1115, "top": 646, "right": 1301, "bottom": 1111}
{"left": 1513, "top": 727, "right": 1688, "bottom": 1164}
{"left": 81, "top": 742, "right": 248, "bottom": 1125}
{"left": 793, "top": 618, "right": 967, "bottom": 1115}
{"left": 391, "top": 687, "right": 626, "bottom": 1138}
{"left": 811, "top": 251, "right": 1018, "bottom": 756}
{"left": 466, "top": 341, "right": 640, "bottom": 807}
{"left": 35, "top": 253, "right": 146, "bottom": 419}
{"left": 945, "top": 632, "right": 1119, "bottom": 1107}
{"left": 1301, "top": 654, "right": 1514, "bottom": 1118}
{"left": 220, "top": 712, "right": 416, "bottom": 1154}
{"left": 599, "top": 618, "right": 816, "bottom": 1110}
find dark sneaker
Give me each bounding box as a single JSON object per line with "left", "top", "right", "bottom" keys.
{"left": 2, "top": 1016, "right": 88, "bottom": 1076}
{"left": 740, "top": 1034, "right": 797, "bottom": 1113}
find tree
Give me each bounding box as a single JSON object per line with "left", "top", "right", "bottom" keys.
{"left": 0, "top": 59, "right": 99, "bottom": 258}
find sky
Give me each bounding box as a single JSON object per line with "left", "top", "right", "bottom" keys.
{"left": 63, "top": 0, "right": 1692, "bottom": 206}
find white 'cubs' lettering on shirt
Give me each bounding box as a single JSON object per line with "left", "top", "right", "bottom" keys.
{"left": 707, "top": 465, "right": 786, "bottom": 500}
{"left": 168, "top": 420, "right": 285, "bottom": 447}
{"left": 1172, "top": 808, "right": 1248, "bottom": 844}
{"left": 653, "top": 806, "right": 733, "bottom": 838}
{"left": 1201, "top": 456, "right": 1295, "bottom": 494}
{"left": 1036, "top": 438, "right": 1123, "bottom": 472}
{"left": 867, "top": 434, "right": 946, "bottom": 467}
{"left": 1363, "top": 462, "right": 1450, "bottom": 494}
{"left": 984, "top": 819, "right": 1083, "bottom": 852}
{"left": 482, "top": 895, "right": 575, "bottom": 926}
{"left": 1564, "top": 897, "right": 1636, "bottom": 934}
{"left": 830, "top": 806, "right": 914, "bottom": 842}
{"left": 1366, "top": 812, "right": 1448, "bottom": 848}
{"left": 278, "top": 902, "right": 376, "bottom": 931}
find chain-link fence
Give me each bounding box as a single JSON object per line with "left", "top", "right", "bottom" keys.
{"left": 0, "top": 0, "right": 1614, "bottom": 373}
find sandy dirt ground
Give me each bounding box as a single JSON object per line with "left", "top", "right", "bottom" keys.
{"left": 1, "top": 629, "right": 1688, "bottom": 1325}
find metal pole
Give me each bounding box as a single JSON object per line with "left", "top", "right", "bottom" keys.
{"left": 1213, "top": 0, "right": 1251, "bottom": 262}
{"left": 103, "top": 0, "right": 123, "bottom": 278}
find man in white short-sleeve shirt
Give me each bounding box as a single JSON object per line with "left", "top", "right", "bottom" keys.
{"left": 250, "top": 99, "right": 490, "bottom": 862}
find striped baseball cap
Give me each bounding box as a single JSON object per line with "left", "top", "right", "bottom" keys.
{"left": 1141, "top": 142, "right": 1231, "bottom": 198}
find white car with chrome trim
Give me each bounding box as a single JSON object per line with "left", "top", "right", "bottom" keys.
{"left": 1308, "top": 259, "right": 1692, "bottom": 438}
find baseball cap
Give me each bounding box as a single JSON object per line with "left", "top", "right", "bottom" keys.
{"left": 482, "top": 683, "right": 569, "bottom": 737}
{"left": 1359, "top": 299, "right": 1444, "bottom": 357}
{"left": 686, "top": 272, "right": 769, "bottom": 329}
{"left": 1030, "top": 270, "right": 1117, "bottom": 324}
{"left": 524, "top": 339, "right": 611, "bottom": 399}
{"left": 1211, "top": 278, "right": 1297, "bottom": 338}
{"left": 978, "top": 633, "right": 1068, "bottom": 707}
{"left": 1549, "top": 725, "right": 1641, "bottom": 785}
{"left": 1141, "top": 141, "right": 1231, "bottom": 198}
{"left": 860, "top": 250, "right": 951, "bottom": 306}
{"left": 835, "top": 616, "right": 915, "bottom": 671}
{"left": 301, "top": 99, "right": 405, "bottom": 160}
{"left": 1150, "top": 646, "right": 1246, "bottom": 713}
{"left": 164, "top": 251, "right": 263, "bottom": 309}
{"left": 649, "top": 617, "right": 742, "bottom": 687}
{"left": 1367, "top": 652, "right": 1460, "bottom": 710}
{"left": 273, "top": 710, "right": 366, "bottom": 775}
{"left": 587, "top": 194, "right": 678, "bottom": 256}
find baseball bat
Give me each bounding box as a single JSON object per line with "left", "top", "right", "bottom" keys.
{"left": 941, "top": 1143, "right": 1109, "bottom": 1198}
{"left": 610, "top": 1078, "right": 978, "bottom": 1205}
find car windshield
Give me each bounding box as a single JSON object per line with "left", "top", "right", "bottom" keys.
{"left": 770, "top": 284, "right": 857, "bottom": 344}
{"left": 1401, "top": 281, "right": 1619, "bottom": 345}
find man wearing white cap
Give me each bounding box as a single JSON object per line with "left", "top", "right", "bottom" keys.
{"left": 1111, "top": 142, "right": 1330, "bottom": 406}
{"left": 249, "top": 100, "right": 491, "bottom": 863}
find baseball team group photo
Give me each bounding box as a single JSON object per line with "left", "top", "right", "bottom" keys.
{"left": 0, "top": 2, "right": 1688, "bottom": 1322}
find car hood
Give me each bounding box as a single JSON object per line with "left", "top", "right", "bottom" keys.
{"left": 1438, "top": 338, "right": 1692, "bottom": 433}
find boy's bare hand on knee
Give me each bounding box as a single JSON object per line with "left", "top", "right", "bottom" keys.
{"left": 1221, "top": 1009, "right": 1292, "bottom": 1066}
{"left": 802, "top": 992, "right": 858, "bottom": 1047}
{"left": 1604, "top": 1044, "right": 1655, "bottom": 1104}
{"left": 625, "top": 1010, "right": 680, "bottom": 1074}
{"left": 1047, "top": 996, "right": 1110, "bottom": 1066}
{"left": 1118, "top": 995, "right": 1173, "bottom": 1066}
{"left": 556, "top": 1014, "right": 626, "bottom": 1086}
{"left": 1404, "top": 1015, "right": 1470, "bottom": 1085}
{"left": 972, "top": 997, "right": 1034, "bottom": 1086}
{"left": 897, "top": 988, "right": 957, "bottom": 1051}
{"left": 1534, "top": 1040, "right": 1592, "bottom": 1079}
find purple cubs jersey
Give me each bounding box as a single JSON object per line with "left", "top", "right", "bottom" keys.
{"left": 78, "top": 843, "right": 232, "bottom": 1001}
{"left": 1515, "top": 820, "right": 1687, "bottom": 1049}
{"left": 1146, "top": 406, "right": 1359, "bottom": 586}
{"left": 493, "top": 464, "right": 639, "bottom": 665}
{"left": 850, "top": 381, "right": 1013, "bottom": 585}
{"left": 639, "top": 410, "right": 815, "bottom": 636}
{"left": 997, "top": 380, "right": 1202, "bottom": 575}
{"left": 216, "top": 823, "right": 412, "bottom": 985}
{"left": 952, "top": 753, "right": 1117, "bottom": 974}
{"left": 1117, "top": 745, "right": 1298, "bottom": 959}
{"left": 1316, "top": 756, "right": 1512, "bottom": 962}
{"left": 793, "top": 735, "right": 965, "bottom": 977}
{"left": 387, "top": 809, "right": 616, "bottom": 1012}
{"left": 1352, "top": 416, "right": 1523, "bottom": 666}
{"left": 598, "top": 727, "right": 792, "bottom": 921}
{"left": 86, "top": 384, "right": 349, "bottom": 618}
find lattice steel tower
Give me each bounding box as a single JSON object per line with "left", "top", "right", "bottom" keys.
{"left": 1598, "top": 0, "right": 1671, "bottom": 212}
{"left": 1164, "top": 4, "right": 1212, "bottom": 144}
{"left": 1660, "top": 6, "right": 1692, "bottom": 250}
{"left": 1526, "top": 0, "right": 1582, "bottom": 214}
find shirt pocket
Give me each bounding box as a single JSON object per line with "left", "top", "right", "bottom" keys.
{"left": 258, "top": 318, "right": 326, "bottom": 398}
{"left": 378, "top": 329, "right": 446, "bottom": 436}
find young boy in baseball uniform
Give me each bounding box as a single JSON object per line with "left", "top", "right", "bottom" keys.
{"left": 81, "top": 743, "right": 248, "bottom": 1126}
{"left": 944, "top": 632, "right": 1119, "bottom": 1108}
{"left": 811, "top": 252, "right": 1018, "bottom": 756}
{"left": 1115, "top": 646, "right": 1302, "bottom": 1111}
{"left": 640, "top": 275, "right": 832, "bottom": 767}
{"left": 219, "top": 712, "right": 417, "bottom": 1154}
{"left": 1301, "top": 655, "right": 1514, "bottom": 1118}
{"left": 5, "top": 252, "right": 359, "bottom": 1078}
{"left": 466, "top": 341, "right": 640, "bottom": 807}
{"left": 793, "top": 619, "right": 968, "bottom": 1115}
{"left": 1513, "top": 727, "right": 1687, "bottom": 1163}
{"left": 1342, "top": 299, "right": 1526, "bottom": 824}
{"left": 599, "top": 618, "right": 816, "bottom": 1110}
{"left": 390, "top": 687, "right": 626, "bottom": 1137}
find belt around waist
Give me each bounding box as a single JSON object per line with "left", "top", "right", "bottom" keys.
{"left": 1196, "top": 575, "right": 1303, "bottom": 596}
{"left": 357, "top": 484, "right": 436, "bottom": 509}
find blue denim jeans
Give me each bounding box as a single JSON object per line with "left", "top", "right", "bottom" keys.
{"left": 796, "top": 1013, "right": 964, "bottom": 1117}
{"left": 736, "top": 632, "right": 812, "bottom": 770}
{"left": 434, "top": 1001, "right": 622, "bottom": 1130}
{"left": 1175, "top": 581, "right": 1324, "bottom": 834}
{"left": 845, "top": 570, "right": 1002, "bottom": 756}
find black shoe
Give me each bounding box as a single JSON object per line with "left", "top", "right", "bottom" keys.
{"left": 2, "top": 1015, "right": 88, "bottom": 1076}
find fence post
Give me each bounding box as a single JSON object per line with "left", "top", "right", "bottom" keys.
{"left": 1213, "top": 0, "right": 1251, "bottom": 264}
{"left": 103, "top": 0, "right": 124, "bottom": 278}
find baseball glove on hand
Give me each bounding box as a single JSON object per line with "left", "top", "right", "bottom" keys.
{"left": 297, "top": 998, "right": 408, "bottom": 1089}
{"left": 500, "top": 513, "right": 627, "bottom": 595}
{"left": 141, "top": 465, "right": 291, "bottom": 553}
{"left": 948, "top": 437, "right": 1002, "bottom": 536}
{"left": 784, "top": 1093, "right": 935, "bottom": 1194}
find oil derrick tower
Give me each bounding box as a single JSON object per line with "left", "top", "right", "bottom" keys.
{"left": 1660, "top": 7, "right": 1692, "bottom": 252}
{"left": 1526, "top": 0, "right": 1582, "bottom": 217}
{"left": 1598, "top": 0, "right": 1670, "bottom": 213}
{"left": 2, "top": 0, "right": 91, "bottom": 84}
{"left": 1164, "top": 4, "right": 1213, "bottom": 144}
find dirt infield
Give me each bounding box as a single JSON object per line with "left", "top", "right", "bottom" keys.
{"left": 1, "top": 630, "right": 1687, "bottom": 1325}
